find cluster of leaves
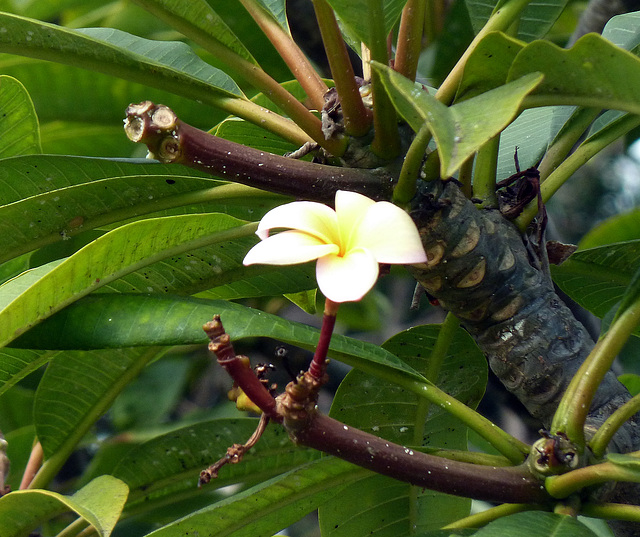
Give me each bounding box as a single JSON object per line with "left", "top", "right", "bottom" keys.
{"left": 2, "top": 1, "right": 640, "bottom": 537}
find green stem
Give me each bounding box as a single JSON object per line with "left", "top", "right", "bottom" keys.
{"left": 409, "top": 313, "right": 459, "bottom": 528}
{"left": 551, "top": 288, "right": 640, "bottom": 447}
{"left": 421, "top": 447, "right": 513, "bottom": 466}
{"left": 537, "top": 107, "right": 601, "bottom": 183}
{"left": 435, "top": 0, "right": 533, "bottom": 104}
{"left": 582, "top": 502, "right": 640, "bottom": 523}
{"left": 393, "top": 122, "right": 433, "bottom": 205}
{"left": 56, "top": 518, "right": 89, "bottom": 537}
{"left": 472, "top": 135, "right": 500, "bottom": 207}
{"left": 394, "top": 0, "right": 427, "bottom": 82}
{"left": 131, "top": 0, "right": 335, "bottom": 152}
{"left": 390, "top": 373, "right": 529, "bottom": 463}
{"left": 545, "top": 460, "right": 640, "bottom": 498}
{"left": 516, "top": 112, "right": 640, "bottom": 229}
{"left": 312, "top": 0, "right": 373, "bottom": 136}
{"left": 29, "top": 347, "right": 164, "bottom": 489}
{"left": 590, "top": 392, "right": 640, "bottom": 458}
{"left": 443, "top": 503, "right": 538, "bottom": 529}
{"left": 240, "top": 0, "right": 329, "bottom": 112}
{"left": 369, "top": 0, "right": 401, "bottom": 158}
{"left": 424, "top": 0, "right": 446, "bottom": 45}
{"left": 457, "top": 154, "right": 475, "bottom": 199}
{"left": 425, "top": 313, "right": 460, "bottom": 382}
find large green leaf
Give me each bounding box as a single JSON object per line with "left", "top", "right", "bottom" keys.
{"left": 509, "top": 34, "right": 640, "bottom": 114}
{"left": 578, "top": 209, "right": 640, "bottom": 250}
{"left": 324, "top": 0, "right": 408, "bottom": 49}
{"left": 143, "top": 457, "right": 368, "bottom": 537}
{"left": 465, "top": 0, "right": 568, "bottom": 42}
{"left": 0, "top": 213, "right": 255, "bottom": 348}
{"left": 374, "top": 62, "right": 543, "bottom": 176}
{"left": 470, "top": 511, "right": 597, "bottom": 536}
{"left": 34, "top": 348, "right": 158, "bottom": 458}
{"left": 319, "top": 324, "right": 485, "bottom": 537}
{"left": 113, "top": 418, "right": 320, "bottom": 510}
{"left": 13, "top": 294, "right": 425, "bottom": 383}
{"left": 0, "top": 56, "right": 225, "bottom": 131}
{"left": 131, "top": 0, "right": 258, "bottom": 64}
{"left": 0, "top": 74, "right": 41, "bottom": 158}
{"left": 551, "top": 240, "right": 640, "bottom": 322}
{"left": 453, "top": 32, "right": 574, "bottom": 179}
{"left": 0, "top": 155, "right": 280, "bottom": 264}
{"left": 0, "top": 475, "right": 128, "bottom": 537}
{"left": 0, "top": 13, "right": 247, "bottom": 113}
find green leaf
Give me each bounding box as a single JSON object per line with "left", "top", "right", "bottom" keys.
{"left": 35, "top": 348, "right": 159, "bottom": 458}
{"left": 324, "top": 0, "right": 408, "bottom": 49}
{"left": 319, "top": 324, "right": 485, "bottom": 537}
{"left": 13, "top": 294, "right": 426, "bottom": 383}
{"left": 0, "top": 155, "right": 274, "bottom": 264}
{"left": 465, "top": 0, "right": 568, "bottom": 42}
{"left": 255, "top": 0, "right": 289, "bottom": 32}
{"left": 551, "top": 240, "right": 640, "bottom": 322}
{"left": 471, "top": 511, "right": 597, "bottom": 536}
{"left": 0, "top": 475, "right": 128, "bottom": 537}
{"left": 142, "top": 457, "right": 367, "bottom": 537}
{"left": 373, "top": 61, "right": 543, "bottom": 176}
{"left": 578, "top": 209, "right": 640, "bottom": 250}
{"left": 619, "top": 373, "right": 640, "bottom": 396}
{"left": 602, "top": 11, "right": 640, "bottom": 52}
{"left": 285, "top": 288, "right": 318, "bottom": 315}
{"left": 214, "top": 117, "right": 299, "bottom": 154}
{"left": 113, "top": 418, "right": 319, "bottom": 510}
{"left": 0, "top": 13, "right": 248, "bottom": 113}
{"left": 0, "top": 74, "right": 41, "bottom": 157}
{"left": 455, "top": 32, "right": 524, "bottom": 100}
{"left": 610, "top": 263, "right": 640, "bottom": 326}
{"left": 131, "top": 0, "right": 258, "bottom": 64}
{"left": 606, "top": 453, "right": 640, "bottom": 471}
{"left": 0, "top": 213, "right": 255, "bottom": 348}
{"left": 0, "top": 57, "right": 226, "bottom": 131}
{"left": 0, "top": 348, "right": 54, "bottom": 396}
{"left": 509, "top": 34, "right": 640, "bottom": 114}
{"left": 496, "top": 106, "right": 575, "bottom": 181}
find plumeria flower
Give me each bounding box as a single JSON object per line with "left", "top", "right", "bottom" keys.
{"left": 243, "top": 190, "right": 427, "bottom": 303}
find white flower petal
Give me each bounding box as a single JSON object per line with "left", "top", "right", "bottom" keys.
{"left": 351, "top": 201, "right": 427, "bottom": 264}
{"left": 255, "top": 201, "right": 339, "bottom": 244}
{"left": 334, "top": 190, "right": 376, "bottom": 249}
{"left": 243, "top": 231, "right": 339, "bottom": 266}
{"left": 316, "top": 248, "right": 379, "bottom": 302}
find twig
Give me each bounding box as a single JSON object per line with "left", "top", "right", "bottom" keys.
{"left": 199, "top": 413, "right": 270, "bottom": 486}
{"left": 21, "top": 441, "right": 43, "bottom": 490}
{"left": 203, "top": 315, "right": 280, "bottom": 420}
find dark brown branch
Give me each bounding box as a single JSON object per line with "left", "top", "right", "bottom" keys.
{"left": 203, "top": 315, "right": 280, "bottom": 421}
{"left": 290, "top": 412, "right": 549, "bottom": 504}
{"left": 124, "top": 102, "right": 392, "bottom": 203}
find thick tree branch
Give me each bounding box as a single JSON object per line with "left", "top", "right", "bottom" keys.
{"left": 290, "top": 411, "right": 549, "bottom": 504}
{"left": 124, "top": 102, "right": 393, "bottom": 203}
